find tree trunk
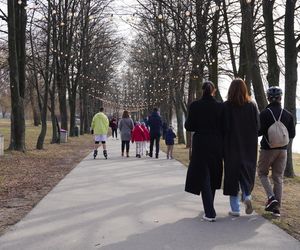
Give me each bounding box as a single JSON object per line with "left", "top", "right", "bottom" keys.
{"left": 36, "top": 0, "right": 51, "bottom": 150}
{"left": 29, "top": 81, "right": 41, "bottom": 126}
{"left": 222, "top": 0, "right": 238, "bottom": 77}
{"left": 262, "top": 0, "right": 279, "bottom": 87}
{"left": 240, "top": 0, "right": 267, "bottom": 111}
{"left": 8, "top": 0, "right": 26, "bottom": 152}
{"left": 284, "top": 0, "right": 297, "bottom": 177}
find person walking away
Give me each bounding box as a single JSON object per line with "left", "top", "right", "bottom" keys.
{"left": 223, "top": 78, "right": 259, "bottom": 217}
{"left": 110, "top": 117, "right": 118, "bottom": 139}
{"left": 141, "top": 122, "right": 150, "bottom": 156}
{"left": 91, "top": 107, "right": 109, "bottom": 159}
{"left": 131, "top": 122, "right": 145, "bottom": 158}
{"left": 165, "top": 125, "right": 176, "bottom": 159}
{"left": 185, "top": 81, "right": 223, "bottom": 222}
{"left": 257, "top": 86, "right": 295, "bottom": 217}
{"left": 118, "top": 110, "right": 134, "bottom": 157}
{"left": 148, "top": 108, "right": 162, "bottom": 158}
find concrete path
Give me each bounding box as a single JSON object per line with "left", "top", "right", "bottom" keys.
{"left": 0, "top": 138, "right": 299, "bottom": 250}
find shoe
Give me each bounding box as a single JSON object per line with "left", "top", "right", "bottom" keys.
{"left": 149, "top": 153, "right": 153, "bottom": 157}
{"left": 138, "top": 154, "right": 141, "bottom": 158}
{"left": 146, "top": 150, "right": 149, "bottom": 156}
{"left": 202, "top": 215, "right": 216, "bottom": 222}
{"left": 244, "top": 199, "right": 253, "bottom": 214}
{"left": 155, "top": 154, "right": 158, "bottom": 159}
{"left": 126, "top": 152, "right": 129, "bottom": 157}
{"left": 265, "top": 196, "right": 279, "bottom": 212}
{"left": 103, "top": 150, "right": 108, "bottom": 159}
{"left": 167, "top": 155, "right": 169, "bottom": 159}
{"left": 136, "top": 154, "right": 138, "bottom": 157}
{"left": 272, "top": 208, "right": 281, "bottom": 217}
{"left": 93, "top": 150, "right": 98, "bottom": 159}
{"left": 121, "top": 152, "right": 124, "bottom": 157}
{"left": 228, "top": 211, "right": 240, "bottom": 217}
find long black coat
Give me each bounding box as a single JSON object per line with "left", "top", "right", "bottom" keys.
{"left": 185, "top": 95, "right": 223, "bottom": 195}
{"left": 223, "top": 101, "right": 259, "bottom": 196}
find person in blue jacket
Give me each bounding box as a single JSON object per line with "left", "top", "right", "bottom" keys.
{"left": 165, "top": 125, "right": 176, "bottom": 159}
{"left": 148, "top": 107, "right": 163, "bottom": 158}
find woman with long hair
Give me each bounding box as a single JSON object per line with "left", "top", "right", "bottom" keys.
{"left": 185, "top": 81, "right": 223, "bottom": 222}
{"left": 118, "top": 110, "right": 134, "bottom": 157}
{"left": 223, "top": 78, "right": 259, "bottom": 217}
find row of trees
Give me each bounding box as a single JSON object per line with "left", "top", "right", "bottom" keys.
{"left": 123, "top": 0, "right": 299, "bottom": 177}
{"left": 1, "top": 0, "right": 120, "bottom": 150}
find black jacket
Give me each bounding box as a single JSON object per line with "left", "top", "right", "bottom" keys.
{"left": 185, "top": 95, "right": 223, "bottom": 195}
{"left": 259, "top": 102, "right": 295, "bottom": 150}
{"left": 148, "top": 111, "right": 162, "bottom": 136}
{"left": 223, "top": 101, "right": 259, "bottom": 196}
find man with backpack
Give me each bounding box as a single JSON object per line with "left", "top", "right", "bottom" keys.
{"left": 257, "top": 86, "right": 295, "bottom": 217}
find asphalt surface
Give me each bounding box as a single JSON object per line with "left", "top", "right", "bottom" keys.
{"left": 0, "top": 138, "right": 299, "bottom": 250}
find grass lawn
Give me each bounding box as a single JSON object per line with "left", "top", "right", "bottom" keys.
{"left": 160, "top": 141, "right": 300, "bottom": 241}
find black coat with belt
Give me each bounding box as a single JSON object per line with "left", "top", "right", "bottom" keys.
{"left": 223, "top": 101, "right": 259, "bottom": 196}
{"left": 184, "top": 95, "right": 224, "bottom": 195}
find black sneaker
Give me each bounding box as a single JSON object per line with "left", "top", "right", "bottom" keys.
{"left": 272, "top": 208, "right": 280, "bottom": 217}
{"left": 103, "top": 150, "right": 108, "bottom": 159}
{"left": 265, "top": 196, "right": 279, "bottom": 212}
{"left": 93, "top": 150, "right": 98, "bottom": 159}
{"left": 149, "top": 152, "right": 153, "bottom": 157}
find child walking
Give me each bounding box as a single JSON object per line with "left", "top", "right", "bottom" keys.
{"left": 165, "top": 126, "right": 176, "bottom": 159}
{"left": 141, "top": 122, "right": 150, "bottom": 156}
{"left": 131, "top": 122, "right": 145, "bottom": 158}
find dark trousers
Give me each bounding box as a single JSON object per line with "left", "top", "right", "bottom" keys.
{"left": 112, "top": 128, "right": 117, "bottom": 138}
{"left": 121, "top": 140, "right": 130, "bottom": 153}
{"left": 201, "top": 165, "right": 216, "bottom": 218}
{"left": 150, "top": 134, "right": 160, "bottom": 156}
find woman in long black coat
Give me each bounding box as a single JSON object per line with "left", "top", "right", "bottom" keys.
{"left": 223, "top": 78, "right": 259, "bottom": 216}
{"left": 185, "top": 81, "right": 223, "bottom": 222}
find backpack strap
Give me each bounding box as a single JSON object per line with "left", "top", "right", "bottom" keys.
{"left": 267, "top": 108, "right": 283, "bottom": 122}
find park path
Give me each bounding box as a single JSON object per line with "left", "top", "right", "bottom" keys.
{"left": 0, "top": 138, "right": 299, "bottom": 250}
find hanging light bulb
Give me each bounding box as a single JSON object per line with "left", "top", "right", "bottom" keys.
{"left": 157, "top": 14, "right": 163, "bottom": 20}
{"left": 185, "top": 10, "right": 191, "bottom": 16}
{"left": 18, "top": 0, "right": 22, "bottom": 5}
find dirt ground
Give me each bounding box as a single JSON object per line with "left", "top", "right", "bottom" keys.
{"left": 0, "top": 134, "right": 92, "bottom": 236}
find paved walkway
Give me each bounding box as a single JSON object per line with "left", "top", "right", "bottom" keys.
{"left": 0, "top": 138, "right": 299, "bottom": 250}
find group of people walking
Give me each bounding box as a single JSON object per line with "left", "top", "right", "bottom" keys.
{"left": 185, "top": 78, "right": 295, "bottom": 222}
{"left": 90, "top": 108, "right": 177, "bottom": 160}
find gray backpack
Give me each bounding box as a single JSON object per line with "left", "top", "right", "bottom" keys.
{"left": 266, "top": 108, "right": 289, "bottom": 148}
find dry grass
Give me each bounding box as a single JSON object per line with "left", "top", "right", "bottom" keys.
{"left": 161, "top": 141, "right": 300, "bottom": 241}
{"left": 0, "top": 119, "right": 92, "bottom": 235}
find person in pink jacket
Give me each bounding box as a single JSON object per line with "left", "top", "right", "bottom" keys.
{"left": 131, "top": 122, "right": 145, "bottom": 158}
{"left": 141, "top": 122, "right": 150, "bottom": 156}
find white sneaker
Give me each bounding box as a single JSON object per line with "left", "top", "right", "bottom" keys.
{"left": 202, "top": 215, "right": 216, "bottom": 222}
{"left": 228, "top": 211, "right": 240, "bottom": 217}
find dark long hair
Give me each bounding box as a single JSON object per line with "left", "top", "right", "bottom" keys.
{"left": 227, "top": 78, "right": 251, "bottom": 106}
{"left": 122, "top": 110, "right": 129, "bottom": 118}
{"left": 202, "top": 81, "right": 216, "bottom": 96}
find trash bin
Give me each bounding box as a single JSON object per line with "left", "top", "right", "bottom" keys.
{"left": 60, "top": 129, "right": 68, "bottom": 143}
{"left": 74, "top": 126, "right": 79, "bottom": 137}
{"left": 0, "top": 134, "right": 4, "bottom": 156}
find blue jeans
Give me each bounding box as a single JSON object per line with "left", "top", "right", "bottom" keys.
{"left": 230, "top": 178, "right": 251, "bottom": 212}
